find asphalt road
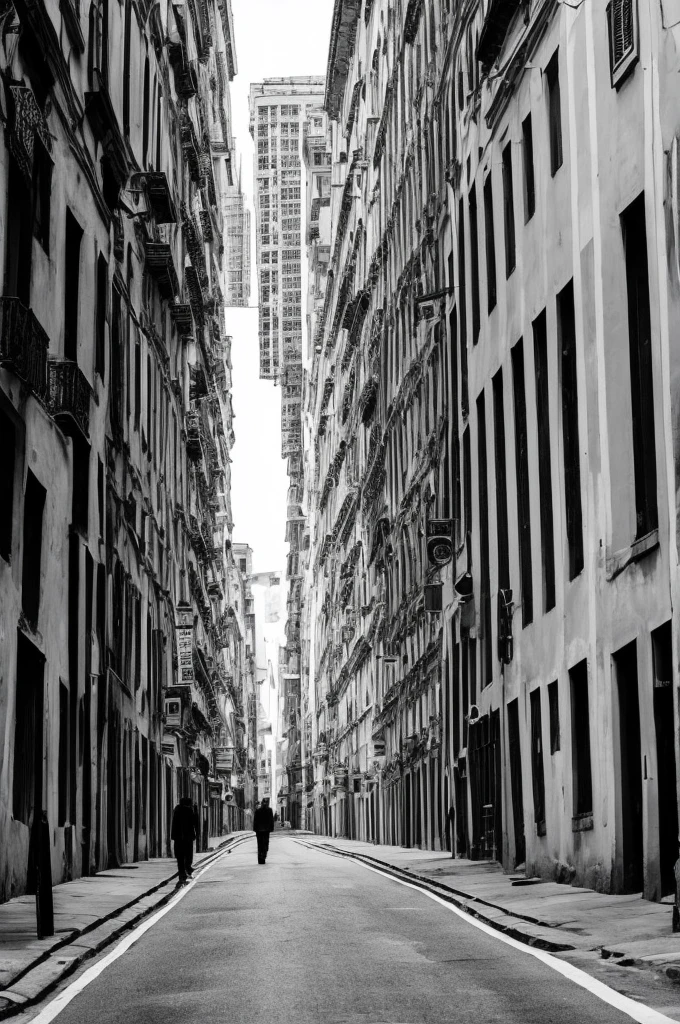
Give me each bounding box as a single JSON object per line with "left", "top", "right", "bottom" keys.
{"left": 39, "top": 835, "right": 676, "bottom": 1024}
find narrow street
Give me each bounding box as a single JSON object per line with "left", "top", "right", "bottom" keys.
{"left": 24, "top": 836, "right": 680, "bottom": 1024}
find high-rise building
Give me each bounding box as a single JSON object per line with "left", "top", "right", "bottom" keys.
{"left": 248, "top": 77, "right": 325, "bottom": 458}
{"left": 224, "top": 185, "right": 252, "bottom": 307}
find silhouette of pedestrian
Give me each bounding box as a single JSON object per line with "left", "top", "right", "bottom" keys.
{"left": 171, "top": 796, "right": 197, "bottom": 885}
{"left": 253, "top": 797, "right": 274, "bottom": 864}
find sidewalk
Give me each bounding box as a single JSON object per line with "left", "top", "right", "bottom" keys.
{"left": 301, "top": 836, "right": 680, "bottom": 980}
{"left": 0, "top": 831, "right": 253, "bottom": 1018}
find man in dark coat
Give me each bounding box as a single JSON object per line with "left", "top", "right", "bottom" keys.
{"left": 171, "top": 796, "right": 197, "bottom": 884}
{"left": 253, "top": 797, "right": 274, "bottom": 864}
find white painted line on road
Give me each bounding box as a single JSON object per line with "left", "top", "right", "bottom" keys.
{"left": 28, "top": 840, "right": 250, "bottom": 1024}
{"left": 348, "top": 857, "right": 678, "bottom": 1024}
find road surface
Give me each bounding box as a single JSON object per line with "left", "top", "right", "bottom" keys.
{"left": 27, "top": 834, "right": 680, "bottom": 1024}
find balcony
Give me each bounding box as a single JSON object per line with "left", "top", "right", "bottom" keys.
{"left": 144, "top": 172, "right": 177, "bottom": 224}
{"left": 145, "top": 243, "right": 179, "bottom": 300}
{"left": 185, "top": 411, "right": 202, "bottom": 461}
{"left": 168, "top": 42, "right": 198, "bottom": 98}
{"left": 0, "top": 297, "right": 49, "bottom": 401}
{"left": 48, "top": 358, "right": 93, "bottom": 438}
{"left": 170, "top": 303, "right": 193, "bottom": 336}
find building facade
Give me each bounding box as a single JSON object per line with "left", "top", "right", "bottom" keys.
{"left": 302, "top": 0, "right": 680, "bottom": 901}
{"left": 0, "top": 0, "right": 252, "bottom": 902}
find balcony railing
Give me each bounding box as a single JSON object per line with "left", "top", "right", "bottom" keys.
{"left": 0, "top": 297, "right": 49, "bottom": 401}
{"left": 48, "top": 358, "right": 93, "bottom": 438}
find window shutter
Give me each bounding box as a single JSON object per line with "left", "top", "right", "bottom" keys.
{"left": 607, "top": 0, "right": 638, "bottom": 85}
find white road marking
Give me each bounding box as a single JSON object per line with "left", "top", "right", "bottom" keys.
{"left": 28, "top": 842, "right": 246, "bottom": 1024}
{"left": 347, "top": 855, "right": 679, "bottom": 1024}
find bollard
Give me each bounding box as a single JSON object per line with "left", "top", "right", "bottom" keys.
{"left": 35, "top": 812, "right": 54, "bottom": 939}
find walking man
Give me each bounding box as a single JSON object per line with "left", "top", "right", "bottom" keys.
{"left": 171, "top": 796, "right": 197, "bottom": 885}
{"left": 253, "top": 796, "right": 275, "bottom": 864}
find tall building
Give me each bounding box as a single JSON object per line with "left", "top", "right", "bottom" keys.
{"left": 300, "top": 0, "right": 680, "bottom": 902}
{"left": 223, "top": 184, "right": 252, "bottom": 308}
{"left": 0, "top": 0, "right": 252, "bottom": 900}
{"left": 249, "top": 78, "right": 325, "bottom": 829}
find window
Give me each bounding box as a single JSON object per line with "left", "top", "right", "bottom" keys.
{"left": 548, "top": 679, "right": 560, "bottom": 753}
{"left": 457, "top": 198, "right": 469, "bottom": 414}
{"left": 22, "top": 470, "right": 46, "bottom": 627}
{"left": 483, "top": 173, "right": 497, "bottom": 312}
{"left": 607, "top": 0, "right": 638, "bottom": 86}
{"left": 95, "top": 253, "right": 107, "bottom": 379}
{"left": 64, "top": 209, "right": 83, "bottom": 362}
{"left": 477, "top": 392, "right": 492, "bottom": 686}
{"left": 522, "top": 115, "right": 535, "bottom": 221}
{"left": 621, "top": 193, "right": 657, "bottom": 539}
{"left": 512, "top": 339, "right": 533, "bottom": 626}
{"left": 469, "top": 185, "right": 480, "bottom": 343}
{"left": 492, "top": 370, "right": 510, "bottom": 592}
{"left": 530, "top": 688, "right": 546, "bottom": 831}
{"left": 142, "top": 56, "right": 150, "bottom": 166}
{"left": 570, "top": 660, "right": 593, "bottom": 818}
{"left": 58, "top": 681, "right": 70, "bottom": 825}
{"left": 546, "top": 51, "right": 563, "bottom": 175}
{"left": 0, "top": 408, "right": 16, "bottom": 561}
{"left": 533, "top": 310, "right": 555, "bottom": 611}
{"left": 6, "top": 155, "right": 32, "bottom": 305}
{"left": 502, "top": 142, "right": 515, "bottom": 275}
{"left": 32, "top": 141, "right": 52, "bottom": 254}
{"left": 557, "top": 280, "right": 584, "bottom": 578}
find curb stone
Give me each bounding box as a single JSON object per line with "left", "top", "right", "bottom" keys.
{"left": 301, "top": 839, "right": 680, "bottom": 985}
{"left": 0, "top": 833, "right": 253, "bottom": 1020}
{"left": 295, "top": 838, "right": 576, "bottom": 954}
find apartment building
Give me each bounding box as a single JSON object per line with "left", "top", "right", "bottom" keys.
{"left": 303, "top": 0, "right": 680, "bottom": 899}
{"left": 0, "top": 0, "right": 251, "bottom": 901}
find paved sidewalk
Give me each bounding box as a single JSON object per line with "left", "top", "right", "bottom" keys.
{"left": 302, "top": 836, "right": 680, "bottom": 980}
{"left": 0, "top": 831, "right": 253, "bottom": 1017}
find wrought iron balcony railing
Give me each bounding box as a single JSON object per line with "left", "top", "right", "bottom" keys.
{"left": 48, "top": 358, "right": 93, "bottom": 438}
{"left": 0, "top": 296, "right": 49, "bottom": 401}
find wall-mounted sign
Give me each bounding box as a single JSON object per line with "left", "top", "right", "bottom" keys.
{"left": 176, "top": 602, "right": 194, "bottom": 685}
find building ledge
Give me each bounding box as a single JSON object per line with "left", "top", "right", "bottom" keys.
{"left": 572, "top": 813, "right": 594, "bottom": 833}
{"left": 606, "top": 528, "right": 659, "bottom": 581}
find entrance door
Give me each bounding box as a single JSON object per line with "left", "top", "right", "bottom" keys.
{"left": 653, "top": 623, "right": 678, "bottom": 896}
{"left": 614, "top": 642, "right": 643, "bottom": 893}
{"left": 507, "top": 700, "right": 526, "bottom": 867}
{"left": 14, "top": 633, "right": 45, "bottom": 891}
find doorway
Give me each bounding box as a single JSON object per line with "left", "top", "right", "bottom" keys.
{"left": 652, "top": 623, "right": 678, "bottom": 896}
{"left": 13, "top": 633, "right": 45, "bottom": 891}
{"left": 507, "top": 700, "right": 526, "bottom": 867}
{"left": 614, "top": 642, "right": 643, "bottom": 893}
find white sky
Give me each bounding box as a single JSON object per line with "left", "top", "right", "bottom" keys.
{"left": 227, "top": 0, "right": 333, "bottom": 579}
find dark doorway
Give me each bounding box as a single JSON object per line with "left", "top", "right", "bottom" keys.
{"left": 652, "top": 622, "right": 678, "bottom": 896}
{"left": 13, "top": 633, "right": 45, "bottom": 890}
{"left": 614, "top": 642, "right": 643, "bottom": 893}
{"left": 454, "top": 761, "right": 469, "bottom": 857}
{"left": 507, "top": 699, "right": 526, "bottom": 867}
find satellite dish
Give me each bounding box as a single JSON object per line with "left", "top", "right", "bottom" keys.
{"left": 468, "top": 704, "right": 480, "bottom": 723}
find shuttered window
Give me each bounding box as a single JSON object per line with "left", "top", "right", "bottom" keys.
{"left": 607, "top": 0, "right": 638, "bottom": 87}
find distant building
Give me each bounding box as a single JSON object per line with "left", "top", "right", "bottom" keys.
{"left": 223, "top": 186, "right": 252, "bottom": 307}
{"left": 249, "top": 78, "right": 325, "bottom": 830}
